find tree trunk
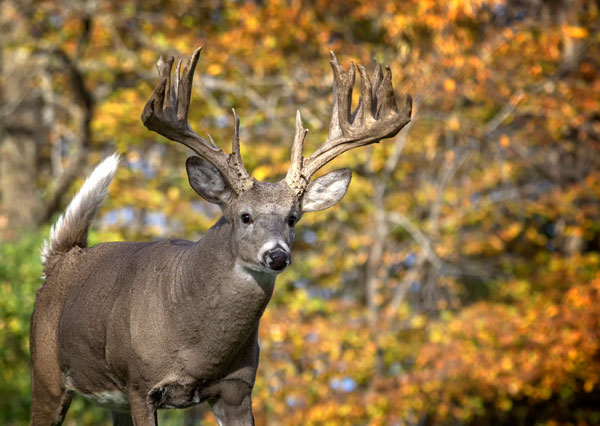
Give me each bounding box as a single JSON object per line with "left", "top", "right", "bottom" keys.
{"left": 365, "top": 180, "right": 387, "bottom": 325}
{"left": 0, "top": 47, "right": 45, "bottom": 239}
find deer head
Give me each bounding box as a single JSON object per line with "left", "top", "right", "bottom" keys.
{"left": 141, "top": 47, "right": 411, "bottom": 274}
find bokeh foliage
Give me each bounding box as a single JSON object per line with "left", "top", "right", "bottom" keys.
{"left": 1, "top": 0, "right": 599, "bottom": 424}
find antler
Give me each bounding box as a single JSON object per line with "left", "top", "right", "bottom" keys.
{"left": 141, "top": 47, "right": 253, "bottom": 194}
{"left": 285, "top": 52, "right": 412, "bottom": 196}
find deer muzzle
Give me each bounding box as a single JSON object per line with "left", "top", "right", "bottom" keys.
{"left": 263, "top": 246, "right": 291, "bottom": 271}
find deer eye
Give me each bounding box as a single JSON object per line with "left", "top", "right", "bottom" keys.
{"left": 287, "top": 215, "right": 297, "bottom": 227}
{"left": 241, "top": 213, "right": 252, "bottom": 224}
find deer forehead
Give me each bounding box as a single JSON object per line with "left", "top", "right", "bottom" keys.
{"left": 234, "top": 181, "right": 298, "bottom": 214}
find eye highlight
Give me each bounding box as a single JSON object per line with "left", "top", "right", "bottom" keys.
{"left": 287, "top": 215, "right": 297, "bottom": 227}
{"left": 241, "top": 213, "right": 252, "bottom": 224}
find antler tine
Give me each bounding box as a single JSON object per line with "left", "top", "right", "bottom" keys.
{"left": 283, "top": 52, "right": 411, "bottom": 196}
{"left": 230, "top": 109, "right": 251, "bottom": 181}
{"left": 285, "top": 110, "right": 309, "bottom": 195}
{"left": 328, "top": 69, "right": 342, "bottom": 141}
{"left": 142, "top": 47, "right": 253, "bottom": 194}
{"left": 171, "top": 59, "right": 182, "bottom": 109}
{"left": 329, "top": 51, "right": 355, "bottom": 135}
{"left": 371, "top": 59, "right": 384, "bottom": 113}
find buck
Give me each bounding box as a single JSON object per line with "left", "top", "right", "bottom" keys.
{"left": 30, "top": 47, "right": 411, "bottom": 425}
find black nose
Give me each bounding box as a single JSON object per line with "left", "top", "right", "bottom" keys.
{"left": 264, "top": 249, "right": 290, "bottom": 271}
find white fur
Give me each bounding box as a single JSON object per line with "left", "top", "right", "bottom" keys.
{"left": 278, "top": 240, "right": 290, "bottom": 253}
{"left": 41, "top": 153, "right": 120, "bottom": 265}
{"left": 256, "top": 240, "right": 289, "bottom": 263}
{"left": 301, "top": 169, "right": 351, "bottom": 212}
{"left": 80, "top": 390, "right": 129, "bottom": 411}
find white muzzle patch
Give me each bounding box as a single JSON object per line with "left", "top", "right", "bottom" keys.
{"left": 257, "top": 240, "right": 290, "bottom": 264}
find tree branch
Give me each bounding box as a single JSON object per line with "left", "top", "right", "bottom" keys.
{"left": 37, "top": 44, "right": 95, "bottom": 224}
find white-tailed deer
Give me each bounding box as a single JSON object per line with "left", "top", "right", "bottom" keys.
{"left": 30, "top": 47, "right": 411, "bottom": 425}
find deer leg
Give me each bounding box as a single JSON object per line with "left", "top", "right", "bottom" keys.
{"left": 210, "top": 393, "right": 254, "bottom": 426}
{"left": 210, "top": 394, "right": 254, "bottom": 426}
{"left": 30, "top": 339, "right": 72, "bottom": 425}
{"left": 209, "top": 380, "right": 254, "bottom": 426}
{"left": 128, "top": 393, "right": 157, "bottom": 426}
{"left": 111, "top": 411, "right": 134, "bottom": 426}
{"left": 30, "top": 374, "right": 72, "bottom": 426}
{"left": 30, "top": 281, "right": 74, "bottom": 425}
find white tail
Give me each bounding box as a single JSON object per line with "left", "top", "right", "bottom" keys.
{"left": 41, "top": 153, "right": 119, "bottom": 268}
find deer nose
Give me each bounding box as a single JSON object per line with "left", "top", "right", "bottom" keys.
{"left": 263, "top": 248, "right": 290, "bottom": 271}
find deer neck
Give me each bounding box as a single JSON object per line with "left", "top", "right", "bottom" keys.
{"left": 175, "top": 216, "right": 276, "bottom": 322}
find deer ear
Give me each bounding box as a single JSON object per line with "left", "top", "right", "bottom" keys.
{"left": 301, "top": 168, "right": 352, "bottom": 212}
{"left": 186, "top": 156, "right": 234, "bottom": 206}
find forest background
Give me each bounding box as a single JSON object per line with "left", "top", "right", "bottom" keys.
{"left": 1, "top": 0, "right": 599, "bottom": 424}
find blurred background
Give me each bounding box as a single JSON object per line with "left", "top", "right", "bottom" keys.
{"left": 1, "top": 0, "right": 599, "bottom": 424}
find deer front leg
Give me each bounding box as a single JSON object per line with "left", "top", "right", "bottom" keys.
{"left": 209, "top": 380, "right": 254, "bottom": 426}
{"left": 207, "top": 328, "right": 260, "bottom": 425}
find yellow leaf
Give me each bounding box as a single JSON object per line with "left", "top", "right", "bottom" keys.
{"left": 246, "top": 16, "right": 260, "bottom": 32}
{"left": 253, "top": 165, "right": 271, "bottom": 181}
{"left": 207, "top": 63, "right": 222, "bottom": 76}
{"left": 167, "top": 187, "right": 180, "bottom": 201}
{"left": 564, "top": 26, "right": 589, "bottom": 39}
{"left": 444, "top": 78, "right": 456, "bottom": 92}
{"left": 448, "top": 116, "right": 460, "bottom": 131}
{"left": 584, "top": 378, "right": 597, "bottom": 392}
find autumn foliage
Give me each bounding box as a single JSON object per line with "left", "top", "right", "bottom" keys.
{"left": 1, "top": 0, "right": 599, "bottom": 424}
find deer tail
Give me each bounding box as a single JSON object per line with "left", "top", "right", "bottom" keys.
{"left": 41, "top": 153, "right": 120, "bottom": 269}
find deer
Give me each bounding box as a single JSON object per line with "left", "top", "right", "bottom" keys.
{"left": 30, "top": 47, "right": 411, "bottom": 425}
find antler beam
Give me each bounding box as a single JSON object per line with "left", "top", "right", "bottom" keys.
{"left": 141, "top": 47, "right": 253, "bottom": 194}
{"left": 285, "top": 52, "right": 412, "bottom": 196}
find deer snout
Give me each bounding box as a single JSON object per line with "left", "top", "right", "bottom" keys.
{"left": 263, "top": 247, "right": 290, "bottom": 271}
